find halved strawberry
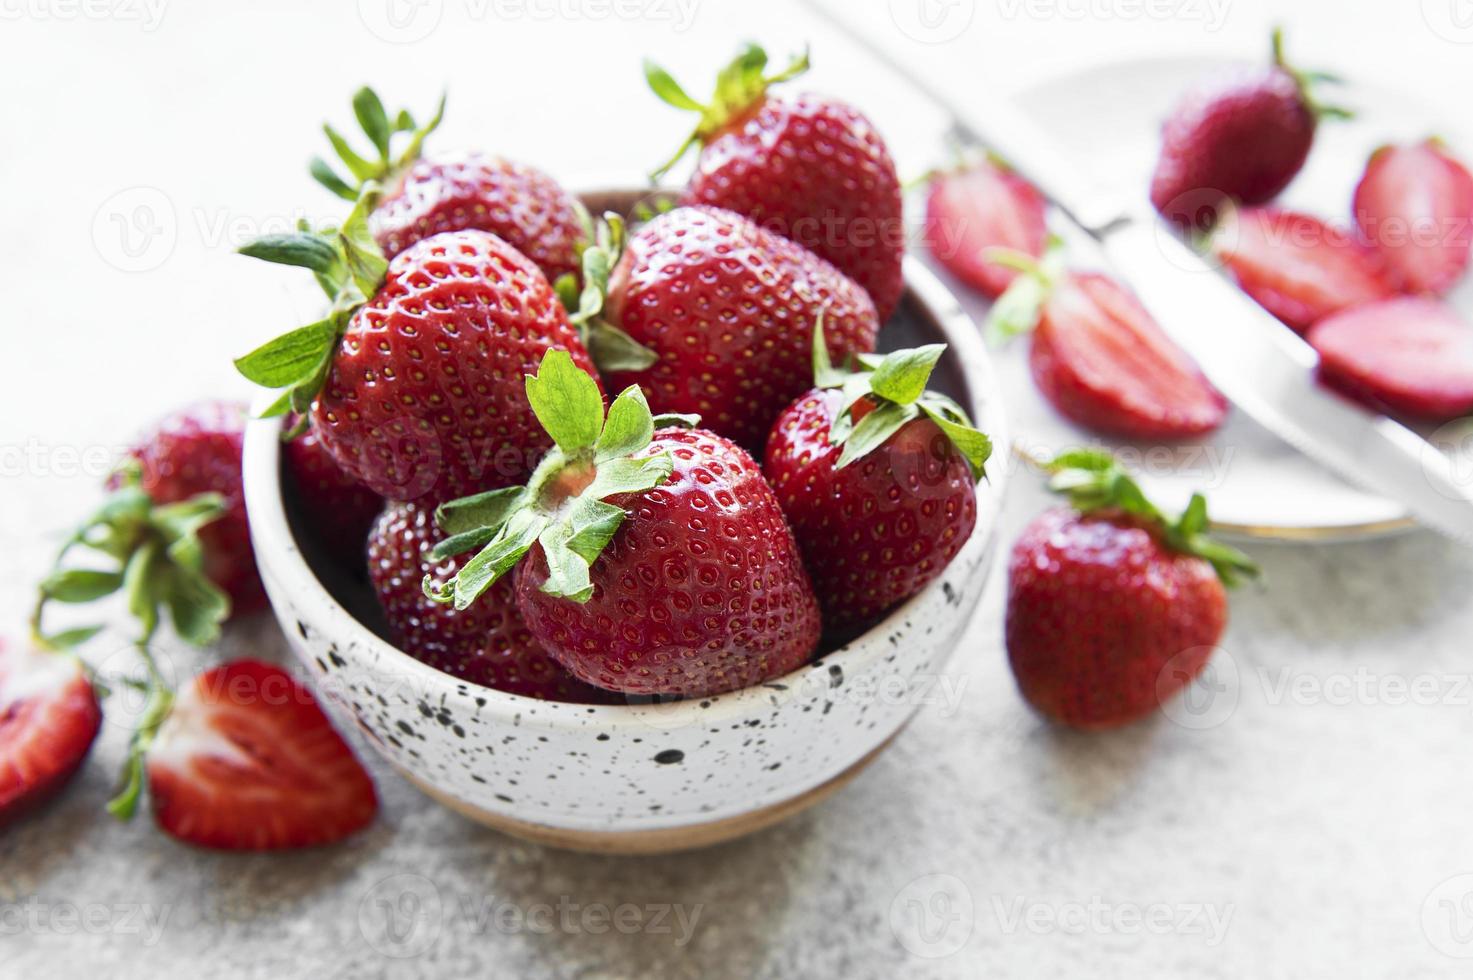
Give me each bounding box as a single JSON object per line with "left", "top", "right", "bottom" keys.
{"left": 145, "top": 660, "right": 377, "bottom": 850}
{"left": 0, "top": 640, "right": 102, "bottom": 825}
{"left": 1213, "top": 206, "right": 1396, "bottom": 333}
{"left": 1353, "top": 139, "right": 1473, "bottom": 296}
{"left": 1308, "top": 297, "right": 1473, "bottom": 421}
{"left": 924, "top": 157, "right": 1048, "bottom": 299}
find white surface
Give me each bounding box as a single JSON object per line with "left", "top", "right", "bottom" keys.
{"left": 5, "top": 2, "right": 1473, "bottom": 978}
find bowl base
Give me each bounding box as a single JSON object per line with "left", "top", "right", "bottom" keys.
{"left": 394, "top": 733, "right": 897, "bottom": 855}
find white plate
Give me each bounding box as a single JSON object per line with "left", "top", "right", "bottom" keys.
{"left": 929, "top": 56, "right": 1473, "bottom": 540}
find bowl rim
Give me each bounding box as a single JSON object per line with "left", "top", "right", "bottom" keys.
{"left": 241, "top": 246, "right": 1009, "bottom": 732}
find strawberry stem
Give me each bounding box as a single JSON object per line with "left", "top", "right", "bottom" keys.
{"left": 1271, "top": 27, "right": 1353, "bottom": 123}
{"left": 105, "top": 640, "right": 174, "bottom": 822}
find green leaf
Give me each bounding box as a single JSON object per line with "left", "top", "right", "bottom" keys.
{"left": 448, "top": 512, "right": 546, "bottom": 610}
{"left": 835, "top": 402, "right": 918, "bottom": 469}
{"left": 524, "top": 350, "right": 605, "bottom": 455}
{"left": 868, "top": 344, "right": 945, "bottom": 406}
{"left": 352, "top": 86, "right": 392, "bottom": 160}
{"left": 643, "top": 59, "right": 705, "bottom": 111}
{"left": 310, "top": 156, "right": 359, "bottom": 201}
{"left": 106, "top": 677, "right": 173, "bottom": 822}
{"left": 811, "top": 316, "right": 846, "bottom": 388}
{"left": 562, "top": 498, "right": 626, "bottom": 565}
{"left": 39, "top": 569, "right": 124, "bottom": 604}
{"left": 651, "top": 412, "right": 701, "bottom": 429}
{"left": 233, "top": 318, "right": 339, "bottom": 388}
{"left": 323, "top": 122, "right": 379, "bottom": 182}
{"left": 238, "top": 232, "right": 340, "bottom": 275}
{"left": 392, "top": 109, "right": 416, "bottom": 132}
{"left": 538, "top": 533, "right": 595, "bottom": 604}
{"left": 919, "top": 403, "right": 992, "bottom": 481}
{"left": 435, "top": 486, "right": 528, "bottom": 537}
{"left": 338, "top": 184, "right": 388, "bottom": 301}
{"left": 596, "top": 386, "right": 655, "bottom": 463}
{"left": 162, "top": 565, "right": 229, "bottom": 647}
{"left": 43, "top": 626, "right": 105, "bottom": 649}
{"left": 398, "top": 92, "right": 446, "bottom": 168}
{"left": 587, "top": 321, "right": 658, "bottom": 373}
{"left": 983, "top": 266, "right": 1048, "bottom": 345}
{"left": 587, "top": 452, "right": 674, "bottom": 498}
{"left": 122, "top": 541, "right": 161, "bottom": 646}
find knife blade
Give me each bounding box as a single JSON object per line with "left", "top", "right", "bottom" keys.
{"left": 801, "top": 0, "right": 1473, "bottom": 544}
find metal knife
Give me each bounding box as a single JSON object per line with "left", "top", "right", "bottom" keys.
{"left": 801, "top": 0, "right": 1473, "bottom": 544}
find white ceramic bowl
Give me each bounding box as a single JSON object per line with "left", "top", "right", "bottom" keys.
{"left": 242, "top": 201, "right": 1008, "bottom": 853}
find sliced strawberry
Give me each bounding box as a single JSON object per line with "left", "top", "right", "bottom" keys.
{"left": 1214, "top": 206, "right": 1396, "bottom": 333}
{"left": 1308, "top": 297, "right": 1473, "bottom": 421}
{"left": 1353, "top": 139, "right": 1473, "bottom": 296}
{"left": 0, "top": 640, "right": 101, "bottom": 825}
{"left": 924, "top": 158, "right": 1047, "bottom": 299}
{"left": 147, "top": 659, "right": 376, "bottom": 850}
{"left": 1031, "top": 272, "right": 1227, "bottom": 439}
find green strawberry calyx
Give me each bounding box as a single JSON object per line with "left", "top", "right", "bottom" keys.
{"left": 232, "top": 186, "right": 388, "bottom": 431}
{"left": 645, "top": 42, "right": 810, "bottom": 181}
{"left": 811, "top": 320, "right": 992, "bottom": 481}
{"left": 1042, "top": 449, "right": 1259, "bottom": 586}
{"left": 1271, "top": 27, "right": 1352, "bottom": 124}
{"left": 979, "top": 234, "right": 1067, "bottom": 346}
{"left": 551, "top": 212, "right": 658, "bottom": 374}
{"left": 311, "top": 87, "right": 447, "bottom": 201}
{"left": 31, "top": 463, "right": 232, "bottom": 653}
{"left": 422, "top": 351, "right": 695, "bottom": 609}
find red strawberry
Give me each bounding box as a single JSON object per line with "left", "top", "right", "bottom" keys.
{"left": 140, "top": 659, "right": 377, "bottom": 850}
{"left": 118, "top": 401, "right": 264, "bottom": 614}
{"left": 765, "top": 333, "right": 992, "bottom": 638}
{"left": 310, "top": 89, "right": 586, "bottom": 284}
{"left": 237, "top": 190, "right": 599, "bottom": 504}
{"left": 1150, "top": 29, "right": 1345, "bottom": 231}
{"left": 367, "top": 501, "right": 614, "bottom": 702}
{"left": 0, "top": 640, "right": 102, "bottom": 825}
{"left": 1353, "top": 139, "right": 1473, "bottom": 295}
{"left": 924, "top": 157, "right": 1047, "bottom": 299}
{"left": 1213, "top": 206, "right": 1396, "bottom": 333}
{"left": 647, "top": 45, "right": 904, "bottom": 320}
{"left": 1005, "top": 452, "right": 1256, "bottom": 730}
{"left": 426, "top": 352, "right": 821, "bottom": 698}
{"left": 596, "top": 205, "right": 878, "bottom": 451}
{"left": 988, "top": 252, "right": 1226, "bottom": 439}
{"left": 1308, "top": 297, "right": 1473, "bottom": 421}
{"left": 283, "top": 420, "right": 383, "bottom": 563}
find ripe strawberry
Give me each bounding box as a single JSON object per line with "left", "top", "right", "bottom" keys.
{"left": 0, "top": 640, "right": 102, "bottom": 825}
{"left": 426, "top": 352, "right": 821, "bottom": 698}
{"left": 310, "top": 88, "right": 586, "bottom": 283}
{"left": 646, "top": 45, "right": 905, "bottom": 320}
{"left": 236, "top": 189, "right": 599, "bottom": 504}
{"left": 283, "top": 419, "right": 383, "bottom": 563}
{"left": 987, "top": 249, "right": 1226, "bottom": 439}
{"left": 368, "top": 501, "right": 615, "bottom": 702}
{"left": 593, "top": 205, "right": 878, "bottom": 452}
{"left": 1151, "top": 29, "right": 1346, "bottom": 231}
{"left": 924, "top": 156, "right": 1047, "bottom": 299}
{"left": 1308, "top": 297, "right": 1473, "bottom": 421}
{"left": 1353, "top": 139, "right": 1473, "bottom": 295}
{"left": 764, "top": 330, "right": 992, "bottom": 638}
{"left": 132, "top": 659, "right": 378, "bottom": 850}
{"left": 1212, "top": 205, "right": 1396, "bottom": 333}
{"left": 1005, "top": 452, "right": 1256, "bottom": 730}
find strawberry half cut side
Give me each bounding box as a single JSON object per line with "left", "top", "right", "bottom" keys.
{"left": 0, "top": 640, "right": 102, "bottom": 825}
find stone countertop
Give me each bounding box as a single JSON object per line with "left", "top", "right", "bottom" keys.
{"left": 4, "top": 2, "right": 1473, "bottom": 977}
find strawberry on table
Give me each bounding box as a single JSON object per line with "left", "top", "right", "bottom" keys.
{"left": 234, "top": 189, "right": 599, "bottom": 504}
{"left": 1353, "top": 139, "right": 1473, "bottom": 296}
{"left": 0, "top": 639, "right": 102, "bottom": 825}
{"left": 112, "top": 659, "right": 377, "bottom": 851}
{"left": 1151, "top": 28, "right": 1347, "bottom": 231}
{"left": 1005, "top": 451, "right": 1257, "bottom": 731}
{"left": 1212, "top": 205, "right": 1397, "bottom": 333}
{"left": 765, "top": 326, "right": 992, "bottom": 638}
{"left": 1308, "top": 297, "right": 1473, "bottom": 421}
{"left": 987, "top": 245, "right": 1226, "bottom": 440}
{"left": 311, "top": 88, "right": 586, "bottom": 283}
{"left": 587, "top": 205, "right": 878, "bottom": 452}
{"left": 646, "top": 45, "right": 905, "bottom": 321}
{"left": 368, "top": 501, "right": 615, "bottom": 703}
{"left": 283, "top": 419, "right": 383, "bottom": 564}
{"left": 924, "top": 155, "right": 1048, "bottom": 299}
{"left": 425, "top": 351, "right": 821, "bottom": 698}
